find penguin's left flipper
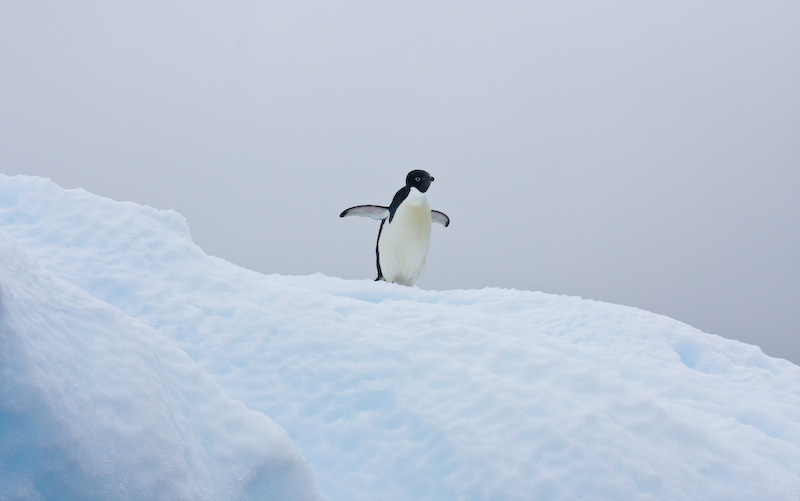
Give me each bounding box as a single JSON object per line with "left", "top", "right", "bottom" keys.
{"left": 340, "top": 205, "right": 390, "bottom": 220}
{"left": 432, "top": 210, "right": 450, "bottom": 227}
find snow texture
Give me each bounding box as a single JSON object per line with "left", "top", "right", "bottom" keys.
{"left": 1, "top": 174, "right": 799, "bottom": 500}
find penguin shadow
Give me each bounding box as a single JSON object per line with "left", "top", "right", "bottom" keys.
{"left": 326, "top": 278, "right": 485, "bottom": 309}
{"left": 331, "top": 279, "right": 439, "bottom": 305}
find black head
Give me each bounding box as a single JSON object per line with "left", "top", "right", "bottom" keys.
{"left": 405, "top": 170, "right": 435, "bottom": 193}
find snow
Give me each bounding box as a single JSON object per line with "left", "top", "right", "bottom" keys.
{"left": 1, "top": 174, "right": 799, "bottom": 500}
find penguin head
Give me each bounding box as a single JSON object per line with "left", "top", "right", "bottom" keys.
{"left": 406, "top": 170, "right": 435, "bottom": 193}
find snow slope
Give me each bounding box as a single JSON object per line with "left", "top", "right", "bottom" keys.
{"left": 0, "top": 183, "right": 319, "bottom": 499}
{"left": 1, "top": 174, "right": 799, "bottom": 500}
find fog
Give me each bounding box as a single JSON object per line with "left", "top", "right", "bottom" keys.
{"left": 2, "top": 1, "right": 798, "bottom": 363}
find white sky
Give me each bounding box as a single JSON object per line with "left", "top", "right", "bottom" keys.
{"left": 1, "top": 1, "right": 798, "bottom": 363}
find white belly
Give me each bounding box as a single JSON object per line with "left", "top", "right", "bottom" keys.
{"left": 378, "top": 192, "right": 432, "bottom": 286}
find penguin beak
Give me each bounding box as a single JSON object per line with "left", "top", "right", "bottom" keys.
{"left": 430, "top": 176, "right": 435, "bottom": 182}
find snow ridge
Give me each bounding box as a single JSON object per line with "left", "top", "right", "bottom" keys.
{"left": 1, "top": 174, "right": 798, "bottom": 500}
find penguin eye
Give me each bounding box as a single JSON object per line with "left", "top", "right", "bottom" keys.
{"left": 415, "top": 177, "right": 421, "bottom": 182}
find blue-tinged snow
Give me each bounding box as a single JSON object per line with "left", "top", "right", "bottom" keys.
{"left": 1, "top": 174, "right": 798, "bottom": 500}
{"left": 0, "top": 187, "right": 319, "bottom": 499}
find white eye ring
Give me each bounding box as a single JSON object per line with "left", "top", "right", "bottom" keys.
{"left": 415, "top": 177, "right": 421, "bottom": 182}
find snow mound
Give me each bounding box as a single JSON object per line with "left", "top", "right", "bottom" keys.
{"left": 0, "top": 181, "right": 319, "bottom": 499}
{"left": 1, "top": 174, "right": 799, "bottom": 500}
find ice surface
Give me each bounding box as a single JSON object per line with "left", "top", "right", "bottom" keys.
{"left": 1, "top": 174, "right": 798, "bottom": 500}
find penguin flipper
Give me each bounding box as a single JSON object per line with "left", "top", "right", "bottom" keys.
{"left": 340, "top": 205, "right": 390, "bottom": 220}
{"left": 432, "top": 210, "right": 450, "bottom": 227}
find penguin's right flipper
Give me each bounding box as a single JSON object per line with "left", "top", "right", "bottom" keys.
{"left": 340, "top": 205, "right": 390, "bottom": 220}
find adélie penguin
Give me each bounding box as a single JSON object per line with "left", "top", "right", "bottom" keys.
{"left": 340, "top": 170, "right": 450, "bottom": 286}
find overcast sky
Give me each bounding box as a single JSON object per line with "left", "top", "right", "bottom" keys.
{"left": 2, "top": 1, "right": 798, "bottom": 364}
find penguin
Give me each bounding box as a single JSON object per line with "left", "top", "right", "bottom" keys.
{"left": 340, "top": 170, "right": 450, "bottom": 286}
